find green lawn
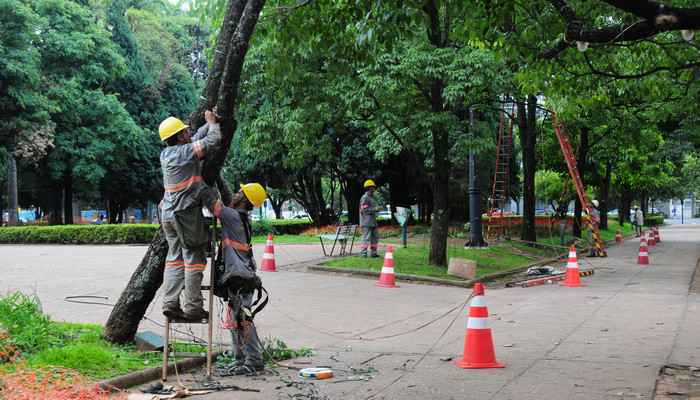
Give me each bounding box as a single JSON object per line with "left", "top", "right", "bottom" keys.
{"left": 251, "top": 234, "right": 320, "bottom": 244}
{"left": 323, "top": 241, "right": 553, "bottom": 281}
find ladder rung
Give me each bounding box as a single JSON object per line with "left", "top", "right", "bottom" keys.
{"left": 201, "top": 285, "right": 212, "bottom": 291}
{"left": 167, "top": 317, "right": 209, "bottom": 324}
{"left": 170, "top": 352, "right": 207, "bottom": 358}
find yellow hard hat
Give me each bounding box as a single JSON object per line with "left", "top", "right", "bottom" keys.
{"left": 240, "top": 183, "right": 267, "bottom": 208}
{"left": 159, "top": 117, "right": 188, "bottom": 141}
{"left": 364, "top": 179, "right": 376, "bottom": 189}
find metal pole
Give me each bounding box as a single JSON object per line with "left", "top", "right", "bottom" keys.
{"left": 468, "top": 107, "right": 486, "bottom": 247}
{"left": 402, "top": 224, "right": 408, "bottom": 248}
{"left": 681, "top": 199, "right": 684, "bottom": 224}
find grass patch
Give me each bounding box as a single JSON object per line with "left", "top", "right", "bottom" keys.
{"left": 0, "top": 292, "right": 160, "bottom": 380}
{"left": 251, "top": 234, "right": 321, "bottom": 244}
{"left": 323, "top": 241, "right": 553, "bottom": 281}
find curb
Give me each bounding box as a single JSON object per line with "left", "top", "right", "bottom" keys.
{"left": 98, "top": 352, "right": 221, "bottom": 391}
{"left": 307, "top": 252, "right": 569, "bottom": 289}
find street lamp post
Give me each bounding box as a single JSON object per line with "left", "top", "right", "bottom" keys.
{"left": 467, "top": 107, "right": 486, "bottom": 247}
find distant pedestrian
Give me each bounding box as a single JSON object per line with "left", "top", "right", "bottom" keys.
{"left": 587, "top": 200, "right": 601, "bottom": 256}
{"left": 360, "top": 179, "right": 381, "bottom": 258}
{"left": 633, "top": 206, "right": 644, "bottom": 237}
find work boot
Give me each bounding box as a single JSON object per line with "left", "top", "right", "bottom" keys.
{"left": 184, "top": 308, "right": 209, "bottom": 322}
{"left": 361, "top": 251, "right": 368, "bottom": 258}
{"left": 370, "top": 253, "right": 379, "bottom": 258}
{"left": 163, "top": 305, "right": 185, "bottom": 320}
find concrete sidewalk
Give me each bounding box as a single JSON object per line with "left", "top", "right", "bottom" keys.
{"left": 0, "top": 243, "right": 325, "bottom": 331}
{"left": 169, "top": 225, "right": 700, "bottom": 400}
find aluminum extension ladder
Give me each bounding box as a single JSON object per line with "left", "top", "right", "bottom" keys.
{"left": 552, "top": 114, "right": 607, "bottom": 257}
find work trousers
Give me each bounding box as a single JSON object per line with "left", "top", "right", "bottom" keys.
{"left": 228, "top": 293, "right": 263, "bottom": 368}
{"left": 361, "top": 225, "right": 379, "bottom": 256}
{"left": 635, "top": 223, "right": 643, "bottom": 237}
{"left": 163, "top": 206, "right": 208, "bottom": 314}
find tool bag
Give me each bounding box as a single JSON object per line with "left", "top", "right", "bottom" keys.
{"left": 212, "top": 210, "right": 268, "bottom": 320}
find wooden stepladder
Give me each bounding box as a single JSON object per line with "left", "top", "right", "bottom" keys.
{"left": 487, "top": 108, "right": 514, "bottom": 240}
{"left": 552, "top": 114, "right": 607, "bottom": 257}
{"left": 162, "top": 218, "right": 217, "bottom": 382}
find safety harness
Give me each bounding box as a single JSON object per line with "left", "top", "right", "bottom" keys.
{"left": 213, "top": 209, "right": 268, "bottom": 326}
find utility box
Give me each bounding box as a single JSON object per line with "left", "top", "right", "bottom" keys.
{"left": 448, "top": 258, "right": 476, "bottom": 280}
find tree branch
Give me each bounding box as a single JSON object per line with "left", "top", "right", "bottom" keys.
{"left": 542, "top": 0, "right": 700, "bottom": 57}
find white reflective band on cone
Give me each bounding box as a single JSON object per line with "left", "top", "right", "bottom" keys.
{"left": 568, "top": 251, "right": 576, "bottom": 258}
{"left": 267, "top": 240, "right": 273, "bottom": 245}
{"left": 470, "top": 295, "right": 486, "bottom": 307}
{"left": 381, "top": 267, "right": 394, "bottom": 274}
{"left": 567, "top": 262, "right": 579, "bottom": 269}
{"left": 467, "top": 317, "right": 488, "bottom": 329}
{"left": 639, "top": 252, "right": 648, "bottom": 256}
{"left": 385, "top": 253, "right": 393, "bottom": 259}
{"left": 263, "top": 253, "right": 274, "bottom": 259}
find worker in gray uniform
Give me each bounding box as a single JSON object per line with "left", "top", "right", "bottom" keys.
{"left": 201, "top": 183, "right": 267, "bottom": 375}
{"left": 360, "top": 179, "right": 381, "bottom": 258}
{"left": 158, "top": 110, "right": 221, "bottom": 321}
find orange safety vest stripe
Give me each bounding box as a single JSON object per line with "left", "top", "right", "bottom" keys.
{"left": 164, "top": 175, "right": 203, "bottom": 193}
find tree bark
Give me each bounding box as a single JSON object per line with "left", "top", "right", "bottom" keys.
{"left": 599, "top": 162, "right": 611, "bottom": 230}
{"left": 103, "top": 0, "right": 266, "bottom": 344}
{"left": 103, "top": 229, "right": 169, "bottom": 343}
{"left": 518, "top": 95, "right": 537, "bottom": 243}
{"left": 7, "top": 152, "right": 19, "bottom": 226}
{"left": 573, "top": 126, "right": 588, "bottom": 238}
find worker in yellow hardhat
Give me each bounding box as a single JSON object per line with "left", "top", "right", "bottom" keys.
{"left": 200, "top": 182, "right": 267, "bottom": 375}
{"left": 159, "top": 109, "right": 221, "bottom": 321}
{"left": 360, "top": 179, "right": 381, "bottom": 257}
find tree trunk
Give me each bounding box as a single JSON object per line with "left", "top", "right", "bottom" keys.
{"left": 573, "top": 126, "right": 588, "bottom": 238}
{"left": 619, "top": 186, "right": 632, "bottom": 227}
{"left": 270, "top": 197, "right": 284, "bottom": 219}
{"left": 63, "top": 172, "right": 73, "bottom": 225}
{"left": 428, "top": 127, "right": 449, "bottom": 266}
{"left": 599, "top": 163, "right": 611, "bottom": 230}
{"left": 49, "top": 186, "right": 63, "bottom": 225}
{"left": 103, "top": 0, "right": 266, "bottom": 344}
{"left": 103, "top": 229, "right": 169, "bottom": 343}
{"left": 518, "top": 95, "right": 537, "bottom": 243}
{"left": 7, "top": 152, "right": 19, "bottom": 226}
{"left": 342, "top": 181, "right": 363, "bottom": 225}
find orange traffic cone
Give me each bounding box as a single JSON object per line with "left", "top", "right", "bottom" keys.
{"left": 615, "top": 230, "right": 622, "bottom": 243}
{"left": 654, "top": 226, "right": 661, "bottom": 243}
{"left": 561, "top": 245, "right": 585, "bottom": 287}
{"left": 455, "top": 283, "right": 504, "bottom": 369}
{"left": 376, "top": 245, "right": 398, "bottom": 288}
{"left": 647, "top": 229, "right": 656, "bottom": 246}
{"left": 260, "top": 233, "right": 276, "bottom": 272}
{"left": 637, "top": 235, "right": 649, "bottom": 265}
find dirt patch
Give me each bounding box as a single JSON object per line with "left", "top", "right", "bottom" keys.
{"left": 690, "top": 258, "right": 700, "bottom": 294}
{"left": 653, "top": 364, "right": 700, "bottom": 399}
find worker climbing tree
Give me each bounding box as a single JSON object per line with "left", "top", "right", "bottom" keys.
{"left": 104, "top": 0, "right": 267, "bottom": 344}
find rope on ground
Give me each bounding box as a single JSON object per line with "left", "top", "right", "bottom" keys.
{"left": 271, "top": 298, "right": 468, "bottom": 342}
{"left": 364, "top": 292, "right": 473, "bottom": 400}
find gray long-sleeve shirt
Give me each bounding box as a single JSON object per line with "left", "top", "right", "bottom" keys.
{"left": 201, "top": 189, "right": 257, "bottom": 283}
{"left": 360, "top": 192, "right": 379, "bottom": 227}
{"left": 160, "top": 123, "right": 221, "bottom": 220}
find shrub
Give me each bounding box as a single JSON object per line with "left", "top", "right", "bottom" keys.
{"left": 0, "top": 225, "right": 158, "bottom": 245}
{"left": 0, "top": 219, "right": 315, "bottom": 244}
{"left": 644, "top": 213, "right": 664, "bottom": 226}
